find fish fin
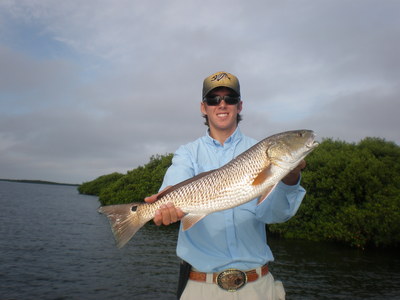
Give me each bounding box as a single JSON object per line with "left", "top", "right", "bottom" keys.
{"left": 98, "top": 203, "right": 147, "bottom": 248}
{"left": 181, "top": 213, "right": 207, "bottom": 231}
{"left": 157, "top": 170, "right": 215, "bottom": 200}
{"left": 156, "top": 185, "right": 174, "bottom": 200}
{"left": 257, "top": 183, "right": 278, "bottom": 204}
{"left": 252, "top": 164, "right": 273, "bottom": 186}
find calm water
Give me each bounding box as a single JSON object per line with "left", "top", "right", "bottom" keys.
{"left": 0, "top": 181, "right": 399, "bottom": 300}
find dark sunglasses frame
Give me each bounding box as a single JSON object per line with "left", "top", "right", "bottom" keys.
{"left": 202, "top": 95, "right": 241, "bottom": 106}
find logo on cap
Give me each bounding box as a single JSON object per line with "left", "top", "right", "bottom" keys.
{"left": 211, "top": 72, "right": 231, "bottom": 82}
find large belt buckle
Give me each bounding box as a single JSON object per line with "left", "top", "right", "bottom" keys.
{"left": 216, "top": 268, "right": 247, "bottom": 292}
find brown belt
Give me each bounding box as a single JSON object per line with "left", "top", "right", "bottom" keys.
{"left": 189, "top": 264, "right": 269, "bottom": 292}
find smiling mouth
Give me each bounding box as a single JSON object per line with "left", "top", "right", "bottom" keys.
{"left": 217, "top": 113, "right": 228, "bottom": 117}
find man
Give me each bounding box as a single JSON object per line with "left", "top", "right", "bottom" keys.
{"left": 145, "top": 71, "right": 306, "bottom": 300}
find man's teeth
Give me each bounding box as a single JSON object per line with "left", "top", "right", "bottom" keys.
{"left": 217, "top": 113, "right": 228, "bottom": 117}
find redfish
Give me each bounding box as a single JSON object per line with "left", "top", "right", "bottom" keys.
{"left": 99, "top": 130, "right": 318, "bottom": 248}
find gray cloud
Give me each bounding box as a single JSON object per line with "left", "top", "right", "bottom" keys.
{"left": 0, "top": 0, "right": 399, "bottom": 183}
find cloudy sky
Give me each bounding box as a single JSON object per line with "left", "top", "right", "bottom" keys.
{"left": 1, "top": 0, "right": 399, "bottom": 184}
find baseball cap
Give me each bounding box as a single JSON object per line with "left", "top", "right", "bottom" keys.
{"left": 202, "top": 71, "right": 240, "bottom": 98}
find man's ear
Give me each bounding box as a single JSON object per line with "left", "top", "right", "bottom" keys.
{"left": 237, "top": 101, "right": 243, "bottom": 113}
{"left": 200, "top": 102, "right": 207, "bottom": 115}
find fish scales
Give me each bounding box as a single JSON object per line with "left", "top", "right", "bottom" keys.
{"left": 99, "top": 129, "right": 318, "bottom": 248}
{"left": 161, "top": 143, "right": 266, "bottom": 213}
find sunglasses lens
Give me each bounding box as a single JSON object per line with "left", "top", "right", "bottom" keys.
{"left": 204, "top": 96, "right": 240, "bottom": 106}
{"left": 224, "top": 96, "right": 240, "bottom": 105}
{"left": 205, "top": 96, "right": 220, "bottom": 106}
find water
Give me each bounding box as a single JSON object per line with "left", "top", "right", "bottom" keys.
{"left": 268, "top": 239, "right": 400, "bottom": 299}
{"left": 0, "top": 181, "right": 399, "bottom": 300}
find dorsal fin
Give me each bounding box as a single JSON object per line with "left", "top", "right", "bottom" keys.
{"left": 157, "top": 170, "right": 215, "bottom": 200}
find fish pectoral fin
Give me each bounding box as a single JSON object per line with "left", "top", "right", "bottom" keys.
{"left": 257, "top": 183, "right": 278, "bottom": 204}
{"left": 181, "top": 213, "right": 207, "bottom": 231}
{"left": 252, "top": 164, "right": 273, "bottom": 186}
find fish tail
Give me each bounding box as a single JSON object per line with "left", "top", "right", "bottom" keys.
{"left": 98, "top": 203, "right": 147, "bottom": 248}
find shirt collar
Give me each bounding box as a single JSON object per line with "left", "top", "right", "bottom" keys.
{"left": 205, "top": 127, "right": 243, "bottom": 146}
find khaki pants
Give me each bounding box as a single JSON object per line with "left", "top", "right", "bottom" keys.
{"left": 180, "top": 272, "right": 285, "bottom": 300}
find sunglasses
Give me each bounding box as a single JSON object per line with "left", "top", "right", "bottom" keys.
{"left": 202, "top": 95, "right": 241, "bottom": 106}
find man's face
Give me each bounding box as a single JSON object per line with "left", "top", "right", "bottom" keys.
{"left": 201, "top": 87, "right": 242, "bottom": 134}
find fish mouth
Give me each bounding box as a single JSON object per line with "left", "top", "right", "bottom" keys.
{"left": 305, "top": 132, "right": 319, "bottom": 151}
{"left": 307, "top": 141, "right": 319, "bottom": 148}
{"left": 306, "top": 132, "right": 318, "bottom": 149}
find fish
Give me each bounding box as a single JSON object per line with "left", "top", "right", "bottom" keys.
{"left": 98, "top": 129, "right": 319, "bottom": 248}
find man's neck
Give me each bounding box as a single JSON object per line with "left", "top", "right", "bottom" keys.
{"left": 209, "top": 126, "right": 238, "bottom": 145}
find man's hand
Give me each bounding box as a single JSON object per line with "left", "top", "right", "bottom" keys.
{"left": 144, "top": 186, "right": 185, "bottom": 226}
{"left": 282, "top": 160, "right": 306, "bottom": 186}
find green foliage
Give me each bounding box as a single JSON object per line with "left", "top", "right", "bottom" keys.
{"left": 99, "top": 154, "right": 173, "bottom": 205}
{"left": 268, "top": 137, "right": 400, "bottom": 249}
{"left": 78, "top": 154, "right": 173, "bottom": 206}
{"left": 78, "top": 172, "right": 124, "bottom": 195}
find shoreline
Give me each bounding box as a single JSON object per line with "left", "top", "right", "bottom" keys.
{"left": 0, "top": 178, "right": 79, "bottom": 186}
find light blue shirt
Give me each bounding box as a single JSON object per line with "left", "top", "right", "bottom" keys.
{"left": 160, "top": 127, "right": 306, "bottom": 272}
